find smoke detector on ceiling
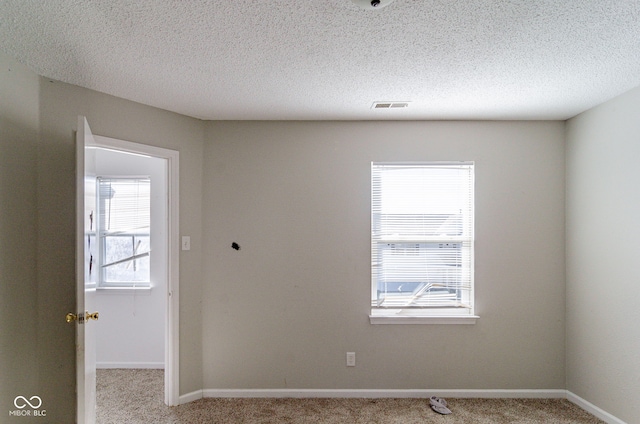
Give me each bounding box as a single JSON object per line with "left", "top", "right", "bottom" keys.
{"left": 351, "top": 0, "right": 396, "bottom": 10}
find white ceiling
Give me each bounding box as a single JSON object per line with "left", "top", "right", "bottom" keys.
{"left": 2, "top": 0, "right": 640, "bottom": 121}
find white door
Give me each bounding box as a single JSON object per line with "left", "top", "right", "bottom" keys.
{"left": 75, "top": 116, "right": 98, "bottom": 424}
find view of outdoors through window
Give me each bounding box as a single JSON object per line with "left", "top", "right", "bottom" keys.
{"left": 98, "top": 178, "right": 151, "bottom": 287}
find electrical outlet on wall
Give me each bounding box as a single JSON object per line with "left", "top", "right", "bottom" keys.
{"left": 346, "top": 352, "right": 356, "bottom": 367}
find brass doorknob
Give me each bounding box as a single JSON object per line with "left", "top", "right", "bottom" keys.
{"left": 65, "top": 311, "right": 99, "bottom": 323}
{"left": 86, "top": 311, "right": 99, "bottom": 321}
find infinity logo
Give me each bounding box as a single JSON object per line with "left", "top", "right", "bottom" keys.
{"left": 14, "top": 396, "right": 42, "bottom": 409}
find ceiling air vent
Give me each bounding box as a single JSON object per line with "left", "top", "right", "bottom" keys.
{"left": 372, "top": 101, "right": 410, "bottom": 109}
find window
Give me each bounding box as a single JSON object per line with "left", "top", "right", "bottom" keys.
{"left": 97, "top": 177, "right": 151, "bottom": 288}
{"left": 371, "top": 162, "right": 475, "bottom": 323}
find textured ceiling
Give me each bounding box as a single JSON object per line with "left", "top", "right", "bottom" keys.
{"left": 1, "top": 0, "right": 640, "bottom": 120}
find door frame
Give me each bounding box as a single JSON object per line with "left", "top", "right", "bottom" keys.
{"left": 88, "top": 134, "right": 180, "bottom": 407}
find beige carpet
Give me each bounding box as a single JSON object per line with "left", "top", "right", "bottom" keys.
{"left": 96, "top": 369, "right": 605, "bottom": 424}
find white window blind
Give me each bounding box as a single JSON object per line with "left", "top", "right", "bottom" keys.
{"left": 97, "top": 178, "right": 151, "bottom": 287}
{"left": 371, "top": 162, "right": 474, "bottom": 316}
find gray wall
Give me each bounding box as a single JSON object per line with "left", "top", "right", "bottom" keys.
{"left": 38, "top": 78, "right": 206, "bottom": 414}
{"left": 566, "top": 85, "right": 640, "bottom": 423}
{"left": 0, "top": 49, "right": 205, "bottom": 421}
{"left": 0, "top": 52, "right": 40, "bottom": 423}
{"left": 202, "top": 120, "right": 566, "bottom": 391}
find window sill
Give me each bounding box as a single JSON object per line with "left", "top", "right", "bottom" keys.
{"left": 369, "top": 315, "right": 479, "bottom": 325}
{"left": 96, "top": 286, "right": 152, "bottom": 295}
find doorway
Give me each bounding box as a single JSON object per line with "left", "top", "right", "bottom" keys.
{"left": 91, "top": 146, "right": 165, "bottom": 368}
{"left": 88, "top": 135, "right": 180, "bottom": 407}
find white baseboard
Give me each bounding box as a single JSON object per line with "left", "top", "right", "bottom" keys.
{"left": 202, "top": 388, "right": 566, "bottom": 399}
{"left": 179, "top": 389, "right": 203, "bottom": 405}
{"left": 97, "top": 362, "right": 164, "bottom": 369}
{"left": 566, "top": 391, "right": 627, "bottom": 424}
